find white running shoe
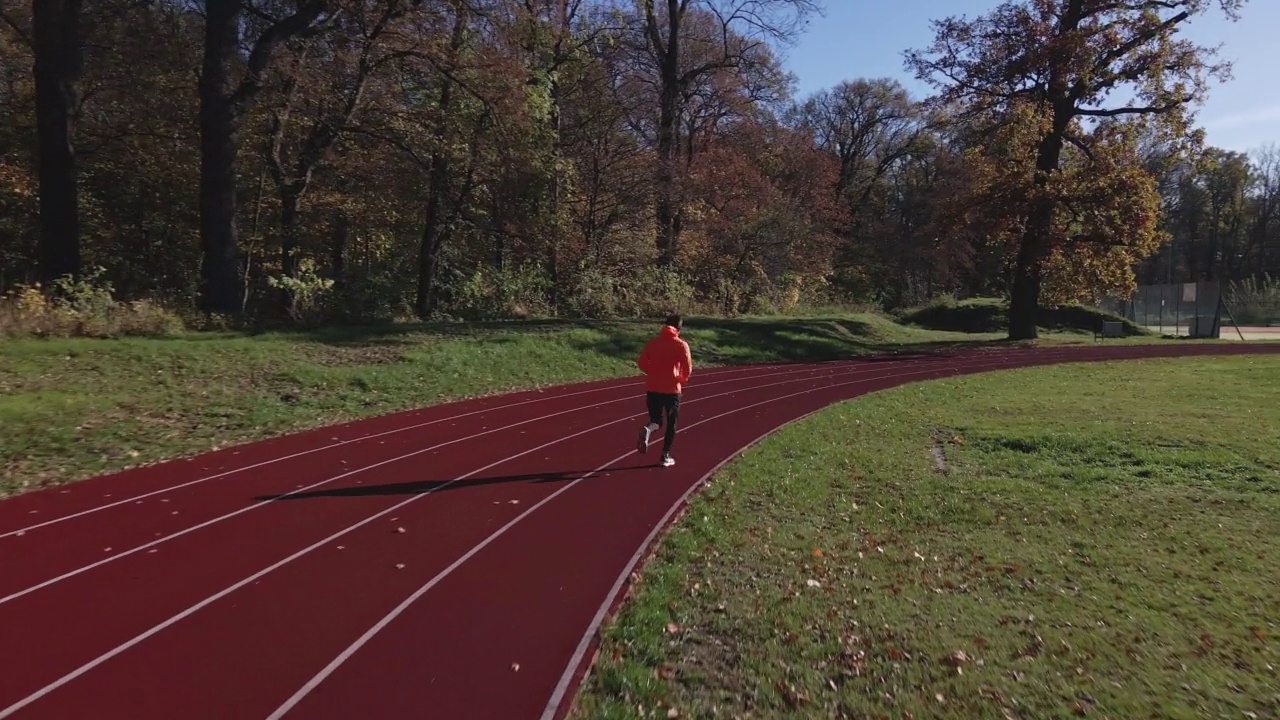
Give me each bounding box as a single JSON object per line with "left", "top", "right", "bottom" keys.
{"left": 661, "top": 454, "right": 675, "bottom": 467}
{"left": 636, "top": 426, "right": 651, "bottom": 454}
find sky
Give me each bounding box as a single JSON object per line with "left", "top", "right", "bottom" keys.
{"left": 781, "top": 0, "right": 1279, "bottom": 154}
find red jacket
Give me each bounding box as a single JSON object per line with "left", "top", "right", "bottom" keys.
{"left": 637, "top": 325, "right": 693, "bottom": 394}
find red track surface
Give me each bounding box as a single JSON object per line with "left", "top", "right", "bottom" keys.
{"left": 1, "top": 343, "right": 1276, "bottom": 720}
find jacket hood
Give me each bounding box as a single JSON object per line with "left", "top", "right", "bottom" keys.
{"left": 660, "top": 324, "right": 680, "bottom": 338}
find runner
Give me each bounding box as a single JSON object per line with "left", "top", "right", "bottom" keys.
{"left": 634, "top": 314, "right": 693, "bottom": 467}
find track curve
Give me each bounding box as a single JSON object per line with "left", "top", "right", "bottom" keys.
{"left": 0, "top": 342, "right": 1275, "bottom": 720}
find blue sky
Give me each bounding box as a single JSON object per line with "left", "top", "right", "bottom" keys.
{"left": 782, "top": 1, "right": 1278, "bottom": 154}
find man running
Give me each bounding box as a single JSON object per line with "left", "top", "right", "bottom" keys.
{"left": 635, "top": 314, "right": 693, "bottom": 467}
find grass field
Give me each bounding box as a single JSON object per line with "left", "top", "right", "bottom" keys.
{"left": 572, "top": 356, "right": 1280, "bottom": 720}
{"left": 1, "top": 314, "right": 1009, "bottom": 497}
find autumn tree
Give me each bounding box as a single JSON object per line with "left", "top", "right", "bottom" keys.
{"left": 793, "top": 78, "right": 935, "bottom": 302}
{"left": 680, "top": 116, "right": 842, "bottom": 312}
{"left": 632, "top": 0, "right": 817, "bottom": 267}
{"left": 260, "top": 0, "right": 417, "bottom": 318}
{"left": 557, "top": 37, "right": 653, "bottom": 287}
{"left": 908, "top": 0, "right": 1245, "bottom": 339}
{"left": 498, "top": 0, "right": 604, "bottom": 308}
{"left": 198, "top": 0, "right": 332, "bottom": 316}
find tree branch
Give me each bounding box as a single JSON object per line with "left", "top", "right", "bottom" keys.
{"left": 230, "top": 0, "right": 334, "bottom": 117}
{"left": 1076, "top": 100, "right": 1188, "bottom": 117}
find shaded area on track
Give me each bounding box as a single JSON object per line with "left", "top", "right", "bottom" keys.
{"left": 255, "top": 465, "right": 659, "bottom": 501}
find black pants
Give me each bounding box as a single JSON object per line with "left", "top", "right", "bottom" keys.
{"left": 645, "top": 392, "right": 680, "bottom": 454}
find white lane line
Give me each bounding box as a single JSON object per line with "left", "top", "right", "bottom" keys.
{"left": 0, "top": 363, "right": 864, "bottom": 606}
{"left": 0, "top": 359, "right": 928, "bottom": 720}
{"left": 0, "top": 360, "right": 825, "bottom": 539}
{"left": 265, "top": 353, "right": 1050, "bottom": 720}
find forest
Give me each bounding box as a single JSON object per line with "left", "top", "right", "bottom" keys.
{"left": 1, "top": 0, "right": 1277, "bottom": 338}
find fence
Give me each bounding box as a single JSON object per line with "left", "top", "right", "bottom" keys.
{"left": 1098, "top": 281, "right": 1223, "bottom": 338}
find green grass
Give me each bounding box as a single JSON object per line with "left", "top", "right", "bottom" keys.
{"left": 572, "top": 356, "right": 1280, "bottom": 720}
{"left": 0, "top": 313, "right": 1010, "bottom": 497}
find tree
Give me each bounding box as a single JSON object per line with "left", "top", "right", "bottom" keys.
{"left": 30, "top": 0, "right": 82, "bottom": 284}
{"left": 907, "top": 0, "right": 1245, "bottom": 339}
{"left": 198, "top": 0, "right": 332, "bottom": 316}
{"left": 633, "top": 0, "right": 817, "bottom": 267}
{"left": 262, "top": 0, "right": 414, "bottom": 316}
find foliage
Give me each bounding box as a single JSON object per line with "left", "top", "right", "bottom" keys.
{"left": 1226, "top": 274, "right": 1280, "bottom": 325}
{"left": 0, "top": 268, "right": 186, "bottom": 338}
{"left": 907, "top": 0, "right": 1247, "bottom": 338}
{"left": 266, "top": 257, "right": 335, "bottom": 324}
{"left": 0, "top": 0, "right": 1274, "bottom": 326}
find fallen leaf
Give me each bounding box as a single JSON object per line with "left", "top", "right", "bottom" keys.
{"left": 665, "top": 623, "right": 680, "bottom": 634}
{"left": 806, "top": 579, "right": 822, "bottom": 588}
{"left": 667, "top": 708, "right": 680, "bottom": 719}
{"left": 395, "top": 527, "right": 406, "bottom": 534}
{"left": 395, "top": 563, "right": 406, "bottom": 569}
{"left": 812, "top": 549, "right": 825, "bottom": 558}
{"left": 511, "top": 663, "right": 520, "bottom": 672}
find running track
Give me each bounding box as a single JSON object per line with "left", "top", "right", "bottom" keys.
{"left": 1, "top": 343, "right": 1277, "bottom": 720}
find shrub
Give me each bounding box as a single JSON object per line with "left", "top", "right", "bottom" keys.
{"left": 450, "top": 263, "right": 551, "bottom": 320}
{"left": 563, "top": 264, "right": 696, "bottom": 319}
{"left": 267, "top": 258, "right": 335, "bottom": 325}
{"left": 0, "top": 267, "right": 187, "bottom": 338}
{"left": 1226, "top": 274, "right": 1280, "bottom": 326}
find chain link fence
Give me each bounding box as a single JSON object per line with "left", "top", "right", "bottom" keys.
{"left": 1099, "top": 281, "right": 1223, "bottom": 338}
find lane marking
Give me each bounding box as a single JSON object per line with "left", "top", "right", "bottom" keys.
{"left": 0, "top": 360, "right": 828, "bottom": 539}
{"left": 265, "top": 352, "right": 1058, "bottom": 720}
{"left": 0, "top": 362, "right": 877, "bottom": 606}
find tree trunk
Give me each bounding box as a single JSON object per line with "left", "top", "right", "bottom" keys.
{"left": 330, "top": 211, "right": 348, "bottom": 283}
{"left": 279, "top": 186, "right": 302, "bottom": 279}
{"left": 1007, "top": 131, "right": 1065, "bottom": 340}
{"left": 655, "top": 76, "right": 679, "bottom": 266}
{"left": 652, "top": 0, "right": 681, "bottom": 267}
{"left": 546, "top": 76, "right": 562, "bottom": 311}
{"left": 416, "top": 181, "right": 446, "bottom": 319}
{"left": 1007, "top": 230, "right": 1047, "bottom": 340}
{"left": 198, "top": 0, "right": 244, "bottom": 316}
{"left": 415, "top": 5, "right": 465, "bottom": 319}
{"left": 415, "top": 101, "right": 453, "bottom": 319}
{"left": 31, "top": 0, "right": 82, "bottom": 285}
{"left": 276, "top": 184, "right": 304, "bottom": 316}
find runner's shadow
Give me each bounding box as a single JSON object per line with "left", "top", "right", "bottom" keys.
{"left": 255, "top": 464, "right": 656, "bottom": 501}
